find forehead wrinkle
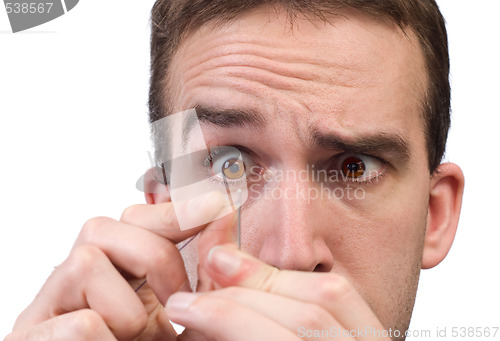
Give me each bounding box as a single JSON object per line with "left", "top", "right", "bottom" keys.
{"left": 185, "top": 53, "right": 368, "bottom": 93}
{"left": 178, "top": 32, "right": 373, "bottom": 92}
{"left": 180, "top": 55, "right": 369, "bottom": 105}
{"left": 181, "top": 33, "right": 365, "bottom": 72}
{"left": 182, "top": 67, "right": 364, "bottom": 104}
{"left": 170, "top": 7, "right": 427, "bottom": 164}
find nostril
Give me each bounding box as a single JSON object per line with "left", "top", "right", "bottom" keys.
{"left": 313, "top": 263, "right": 331, "bottom": 272}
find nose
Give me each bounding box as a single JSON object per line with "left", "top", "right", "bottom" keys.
{"left": 253, "top": 176, "right": 334, "bottom": 272}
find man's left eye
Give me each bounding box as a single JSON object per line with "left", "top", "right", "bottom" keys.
{"left": 337, "top": 154, "right": 385, "bottom": 182}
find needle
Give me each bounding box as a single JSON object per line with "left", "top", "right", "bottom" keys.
{"left": 137, "top": 189, "right": 243, "bottom": 293}
{"left": 237, "top": 189, "right": 242, "bottom": 250}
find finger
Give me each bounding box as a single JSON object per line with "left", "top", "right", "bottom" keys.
{"left": 14, "top": 246, "right": 147, "bottom": 340}
{"left": 205, "top": 287, "right": 351, "bottom": 340}
{"left": 120, "top": 191, "right": 228, "bottom": 240}
{"left": 120, "top": 191, "right": 236, "bottom": 295}
{"left": 204, "top": 245, "right": 388, "bottom": 338}
{"left": 72, "top": 217, "right": 191, "bottom": 304}
{"left": 166, "top": 292, "right": 300, "bottom": 341}
{"left": 6, "top": 309, "right": 117, "bottom": 341}
{"left": 177, "top": 329, "right": 210, "bottom": 341}
{"left": 193, "top": 210, "right": 238, "bottom": 292}
{"left": 206, "top": 287, "right": 351, "bottom": 341}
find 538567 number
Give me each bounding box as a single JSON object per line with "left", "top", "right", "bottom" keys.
{"left": 5, "top": 2, "right": 53, "bottom": 14}
{"left": 451, "top": 327, "right": 499, "bottom": 338}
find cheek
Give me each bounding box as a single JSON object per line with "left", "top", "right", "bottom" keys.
{"left": 336, "top": 177, "right": 429, "bottom": 327}
{"left": 345, "top": 176, "right": 429, "bottom": 265}
{"left": 237, "top": 175, "right": 428, "bottom": 329}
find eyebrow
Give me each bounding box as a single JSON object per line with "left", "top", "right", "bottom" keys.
{"left": 311, "top": 129, "right": 411, "bottom": 163}
{"left": 182, "top": 105, "right": 267, "bottom": 144}
{"left": 183, "top": 105, "right": 411, "bottom": 162}
{"left": 194, "top": 105, "right": 267, "bottom": 128}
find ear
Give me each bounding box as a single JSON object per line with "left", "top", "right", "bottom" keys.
{"left": 141, "top": 167, "right": 171, "bottom": 205}
{"left": 422, "top": 162, "right": 465, "bottom": 269}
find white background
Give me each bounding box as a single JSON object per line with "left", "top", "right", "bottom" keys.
{"left": 0, "top": 1, "right": 499, "bottom": 339}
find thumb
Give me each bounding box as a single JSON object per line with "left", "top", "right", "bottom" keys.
{"left": 195, "top": 211, "right": 238, "bottom": 291}
{"left": 202, "top": 244, "right": 279, "bottom": 289}
{"left": 202, "top": 245, "right": 389, "bottom": 337}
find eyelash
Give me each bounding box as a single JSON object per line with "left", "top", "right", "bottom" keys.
{"left": 345, "top": 168, "right": 388, "bottom": 185}
{"left": 204, "top": 145, "right": 389, "bottom": 187}
{"left": 204, "top": 146, "right": 232, "bottom": 165}
{"left": 204, "top": 145, "right": 251, "bottom": 187}
{"left": 339, "top": 154, "right": 389, "bottom": 185}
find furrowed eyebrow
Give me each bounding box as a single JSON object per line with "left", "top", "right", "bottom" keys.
{"left": 311, "top": 130, "right": 411, "bottom": 163}
{"left": 182, "top": 105, "right": 266, "bottom": 146}
{"left": 182, "top": 105, "right": 267, "bottom": 146}
{"left": 194, "top": 105, "right": 267, "bottom": 128}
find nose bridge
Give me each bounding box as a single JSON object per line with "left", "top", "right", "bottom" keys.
{"left": 258, "top": 170, "right": 332, "bottom": 271}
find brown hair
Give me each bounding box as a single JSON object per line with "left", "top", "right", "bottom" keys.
{"left": 149, "top": 0, "right": 450, "bottom": 172}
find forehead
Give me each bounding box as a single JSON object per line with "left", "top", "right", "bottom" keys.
{"left": 168, "top": 6, "right": 428, "bottom": 156}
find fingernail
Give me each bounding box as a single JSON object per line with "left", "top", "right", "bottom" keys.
{"left": 208, "top": 246, "right": 241, "bottom": 277}
{"left": 166, "top": 292, "right": 197, "bottom": 311}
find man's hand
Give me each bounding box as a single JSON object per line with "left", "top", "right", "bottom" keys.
{"left": 5, "top": 192, "right": 231, "bottom": 340}
{"left": 167, "top": 244, "right": 391, "bottom": 341}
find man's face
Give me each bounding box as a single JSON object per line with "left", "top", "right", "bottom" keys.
{"left": 167, "top": 6, "right": 431, "bottom": 334}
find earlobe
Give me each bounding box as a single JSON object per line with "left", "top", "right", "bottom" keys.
{"left": 141, "top": 166, "right": 171, "bottom": 204}
{"left": 422, "top": 163, "right": 465, "bottom": 269}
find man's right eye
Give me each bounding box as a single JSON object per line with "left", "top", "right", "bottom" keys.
{"left": 222, "top": 157, "right": 246, "bottom": 179}
{"left": 211, "top": 149, "right": 247, "bottom": 181}
{"left": 206, "top": 146, "right": 261, "bottom": 187}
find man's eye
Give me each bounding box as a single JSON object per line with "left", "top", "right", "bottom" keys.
{"left": 221, "top": 157, "right": 245, "bottom": 179}
{"left": 342, "top": 156, "right": 366, "bottom": 179}
{"left": 338, "top": 154, "right": 385, "bottom": 182}
{"left": 210, "top": 149, "right": 247, "bottom": 181}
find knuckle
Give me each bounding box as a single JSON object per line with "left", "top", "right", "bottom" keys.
{"left": 80, "top": 216, "right": 114, "bottom": 242}
{"left": 160, "top": 204, "right": 177, "bottom": 228}
{"left": 300, "top": 304, "right": 330, "bottom": 330}
{"left": 317, "top": 273, "right": 353, "bottom": 303}
{"left": 65, "top": 245, "right": 106, "bottom": 280}
{"left": 119, "top": 307, "right": 148, "bottom": 337}
{"left": 148, "top": 240, "right": 175, "bottom": 267}
{"left": 256, "top": 266, "right": 281, "bottom": 292}
{"left": 158, "top": 202, "right": 179, "bottom": 226}
{"left": 120, "top": 204, "right": 143, "bottom": 223}
{"left": 68, "top": 309, "right": 108, "bottom": 339}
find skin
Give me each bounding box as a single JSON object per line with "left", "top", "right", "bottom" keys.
{"left": 6, "top": 6, "right": 464, "bottom": 341}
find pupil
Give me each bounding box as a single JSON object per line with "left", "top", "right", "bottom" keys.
{"left": 229, "top": 163, "right": 240, "bottom": 173}
{"left": 347, "top": 163, "right": 359, "bottom": 172}
{"left": 342, "top": 157, "right": 365, "bottom": 179}
{"left": 222, "top": 158, "right": 245, "bottom": 179}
